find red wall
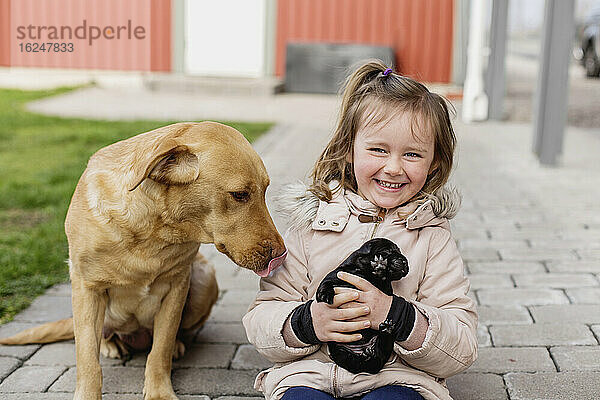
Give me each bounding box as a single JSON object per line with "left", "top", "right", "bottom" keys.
{"left": 0, "top": 0, "right": 10, "bottom": 67}
{"left": 276, "top": 0, "right": 454, "bottom": 83}
{"left": 1, "top": 0, "right": 170, "bottom": 71}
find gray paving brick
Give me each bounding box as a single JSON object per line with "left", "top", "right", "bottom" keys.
{"left": 458, "top": 239, "right": 528, "bottom": 251}
{"left": 469, "top": 347, "right": 555, "bottom": 373}
{"left": 477, "top": 288, "right": 569, "bottom": 306}
{"left": 546, "top": 261, "right": 600, "bottom": 273}
{"left": 482, "top": 210, "right": 547, "bottom": 224}
{"left": 460, "top": 248, "right": 501, "bottom": 262}
{"left": 125, "top": 343, "right": 237, "bottom": 369}
{"left": 530, "top": 304, "right": 600, "bottom": 324}
{"left": 505, "top": 371, "right": 600, "bottom": 399}
{"left": 12, "top": 296, "right": 72, "bottom": 323}
{"left": 499, "top": 248, "right": 578, "bottom": 262}
{"left": 478, "top": 305, "right": 532, "bottom": 325}
{"left": 0, "top": 357, "right": 20, "bottom": 381}
{"left": 195, "top": 323, "right": 249, "bottom": 344}
{"left": 446, "top": 373, "right": 507, "bottom": 400}
{"left": 513, "top": 273, "right": 598, "bottom": 288}
{"left": 488, "top": 228, "right": 559, "bottom": 241}
{"left": 529, "top": 238, "right": 600, "bottom": 250}
{"left": 49, "top": 366, "right": 145, "bottom": 393}
{"left": 0, "top": 322, "right": 41, "bottom": 359}
{"left": 231, "top": 344, "right": 273, "bottom": 370}
{"left": 559, "top": 228, "right": 600, "bottom": 240}
{"left": 592, "top": 325, "right": 600, "bottom": 340}
{"left": 452, "top": 227, "right": 489, "bottom": 240}
{"left": 218, "top": 275, "right": 258, "bottom": 291}
{"left": 479, "top": 219, "right": 519, "bottom": 230}
{"left": 11, "top": 393, "right": 209, "bottom": 400}
{"left": 214, "top": 266, "right": 243, "bottom": 291}
{"left": 174, "top": 344, "right": 236, "bottom": 369}
{"left": 220, "top": 289, "right": 260, "bottom": 306}
{"left": 214, "top": 397, "right": 262, "bottom": 400}
{"left": 207, "top": 304, "right": 251, "bottom": 323}
{"left": 490, "top": 323, "right": 596, "bottom": 346}
{"left": 577, "top": 248, "right": 600, "bottom": 260}
{"left": 466, "top": 274, "right": 513, "bottom": 289}
{"left": 24, "top": 341, "right": 122, "bottom": 367}
{"left": 0, "top": 394, "right": 72, "bottom": 400}
{"left": 565, "top": 287, "right": 600, "bottom": 303}
{"left": 24, "top": 341, "right": 75, "bottom": 367}
{"left": 550, "top": 346, "right": 600, "bottom": 371}
{"left": 477, "top": 325, "right": 492, "bottom": 347}
{"left": 0, "top": 366, "right": 66, "bottom": 392}
{"left": 467, "top": 261, "right": 545, "bottom": 274}
{"left": 513, "top": 223, "right": 573, "bottom": 232}
{"left": 179, "top": 396, "right": 211, "bottom": 400}
{"left": 451, "top": 213, "right": 483, "bottom": 225}
{"left": 172, "top": 368, "right": 260, "bottom": 396}
{"left": 234, "top": 269, "right": 262, "bottom": 290}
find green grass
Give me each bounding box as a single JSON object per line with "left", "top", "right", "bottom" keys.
{"left": 0, "top": 87, "right": 273, "bottom": 324}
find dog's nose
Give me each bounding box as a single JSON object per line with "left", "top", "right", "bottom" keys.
{"left": 271, "top": 246, "right": 286, "bottom": 259}
{"left": 256, "top": 248, "right": 287, "bottom": 278}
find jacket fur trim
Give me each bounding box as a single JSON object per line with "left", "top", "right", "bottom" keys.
{"left": 275, "top": 181, "right": 461, "bottom": 232}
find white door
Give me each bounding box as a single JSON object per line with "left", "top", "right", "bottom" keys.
{"left": 185, "top": 0, "right": 266, "bottom": 77}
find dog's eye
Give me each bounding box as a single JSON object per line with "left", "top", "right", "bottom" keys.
{"left": 230, "top": 191, "right": 250, "bottom": 202}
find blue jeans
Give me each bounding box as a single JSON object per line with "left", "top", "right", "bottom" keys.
{"left": 282, "top": 385, "right": 424, "bottom": 400}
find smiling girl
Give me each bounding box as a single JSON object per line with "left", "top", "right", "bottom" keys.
{"left": 243, "top": 60, "right": 477, "bottom": 400}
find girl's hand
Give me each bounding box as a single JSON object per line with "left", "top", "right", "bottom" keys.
{"left": 310, "top": 290, "right": 372, "bottom": 343}
{"left": 334, "top": 271, "right": 393, "bottom": 330}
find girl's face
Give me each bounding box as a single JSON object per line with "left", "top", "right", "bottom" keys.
{"left": 350, "top": 110, "right": 435, "bottom": 209}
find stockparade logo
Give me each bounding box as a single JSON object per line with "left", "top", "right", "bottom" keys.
{"left": 16, "top": 19, "right": 146, "bottom": 53}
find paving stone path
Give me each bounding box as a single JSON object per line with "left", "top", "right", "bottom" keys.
{"left": 0, "top": 87, "right": 599, "bottom": 399}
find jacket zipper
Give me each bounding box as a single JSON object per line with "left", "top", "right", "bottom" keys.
{"left": 332, "top": 364, "right": 339, "bottom": 398}
{"left": 369, "top": 208, "right": 386, "bottom": 239}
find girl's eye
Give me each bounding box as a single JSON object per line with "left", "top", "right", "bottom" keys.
{"left": 405, "top": 152, "right": 421, "bottom": 158}
{"left": 368, "top": 148, "right": 386, "bottom": 153}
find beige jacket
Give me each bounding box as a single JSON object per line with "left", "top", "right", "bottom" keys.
{"left": 242, "top": 184, "right": 477, "bottom": 400}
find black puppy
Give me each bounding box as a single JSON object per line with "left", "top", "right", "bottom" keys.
{"left": 315, "top": 238, "right": 409, "bottom": 374}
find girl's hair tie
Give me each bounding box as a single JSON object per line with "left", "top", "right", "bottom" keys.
{"left": 382, "top": 68, "right": 392, "bottom": 76}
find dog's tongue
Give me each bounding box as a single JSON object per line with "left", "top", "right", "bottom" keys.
{"left": 257, "top": 250, "right": 287, "bottom": 278}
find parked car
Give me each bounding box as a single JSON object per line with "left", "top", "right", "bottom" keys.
{"left": 577, "top": 8, "right": 600, "bottom": 77}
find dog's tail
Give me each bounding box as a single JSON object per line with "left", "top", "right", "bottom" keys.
{"left": 0, "top": 318, "right": 74, "bottom": 345}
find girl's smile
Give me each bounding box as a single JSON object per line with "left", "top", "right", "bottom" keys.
{"left": 350, "top": 110, "right": 435, "bottom": 209}
{"left": 373, "top": 179, "right": 407, "bottom": 190}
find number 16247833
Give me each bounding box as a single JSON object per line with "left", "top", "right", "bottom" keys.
{"left": 19, "top": 42, "right": 74, "bottom": 52}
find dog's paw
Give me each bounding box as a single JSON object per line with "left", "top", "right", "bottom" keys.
{"left": 100, "top": 337, "right": 129, "bottom": 359}
{"left": 143, "top": 379, "right": 179, "bottom": 400}
{"left": 143, "top": 390, "right": 179, "bottom": 400}
{"left": 172, "top": 339, "right": 186, "bottom": 359}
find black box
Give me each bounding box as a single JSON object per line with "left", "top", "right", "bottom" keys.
{"left": 285, "top": 42, "right": 395, "bottom": 94}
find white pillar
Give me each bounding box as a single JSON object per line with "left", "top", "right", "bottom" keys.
{"left": 462, "top": 0, "right": 489, "bottom": 123}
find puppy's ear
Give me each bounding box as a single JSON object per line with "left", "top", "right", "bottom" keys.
{"left": 128, "top": 142, "right": 199, "bottom": 191}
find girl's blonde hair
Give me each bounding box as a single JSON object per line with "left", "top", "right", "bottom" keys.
{"left": 309, "top": 59, "right": 456, "bottom": 203}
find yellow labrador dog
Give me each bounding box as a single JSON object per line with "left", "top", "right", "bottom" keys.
{"left": 0, "top": 122, "right": 286, "bottom": 400}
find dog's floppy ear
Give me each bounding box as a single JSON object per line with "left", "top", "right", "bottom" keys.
{"left": 128, "top": 141, "right": 200, "bottom": 191}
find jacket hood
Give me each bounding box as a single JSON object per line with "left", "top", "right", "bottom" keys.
{"left": 274, "top": 181, "right": 461, "bottom": 232}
